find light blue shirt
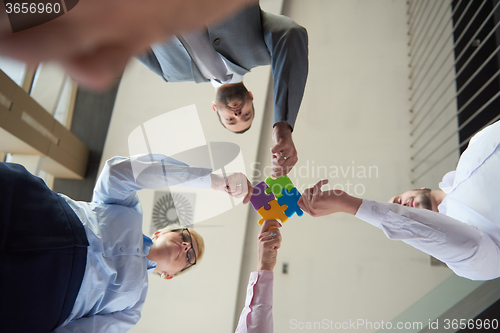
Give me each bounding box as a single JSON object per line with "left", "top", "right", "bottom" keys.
{"left": 356, "top": 121, "right": 500, "bottom": 280}
{"left": 53, "top": 154, "right": 212, "bottom": 332}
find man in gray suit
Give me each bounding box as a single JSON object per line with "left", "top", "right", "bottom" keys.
{"left": 138, "top": 4, "right": 308, "bottom": 178}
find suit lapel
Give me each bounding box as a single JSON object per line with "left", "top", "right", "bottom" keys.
{"left": 176, "top": 35, "right": 210, "bottom": 83}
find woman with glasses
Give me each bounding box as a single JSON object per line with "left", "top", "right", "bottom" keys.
{"left": 148, "top": 227, "right": 204, "bottom": 279}
{"left": 1, "top": 154, "right": 252, "bottom": 333}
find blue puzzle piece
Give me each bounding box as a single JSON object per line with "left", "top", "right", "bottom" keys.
{"left": 277, "top": 187, "right": 303, "bottom": 217}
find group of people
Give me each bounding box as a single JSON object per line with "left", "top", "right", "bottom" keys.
{"left": 1, "top": 1, "right": 499, "bottom": 332}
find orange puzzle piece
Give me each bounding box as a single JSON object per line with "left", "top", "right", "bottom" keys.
{"left": 257, "top": 199, "right": 289, "bottom": 226}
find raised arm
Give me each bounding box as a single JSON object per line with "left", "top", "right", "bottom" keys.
{"left": 298, "top": 180, "right": 500, "bottom": 281}
{"left": 261, "top": 11, "right": 308, "bottom": 178}
{"left": 261, "top": 11, "right": 308, "bottom": 131}
{"left": 92, "top": 154, "right": 212, "bottom": 207}
{"left": 93, "top": 154, "right": 253, "bottom": 207}
{"left": 235, "top": 220, "right": 282, "bottom": 333}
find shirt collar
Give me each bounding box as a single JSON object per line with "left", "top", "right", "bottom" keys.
{"left": 438, "top": 171, "right": 456, "bottom": 194}
{"left": 143, "top": 234, "right": 154, "bottom": 254}
{"left": 210, "top": 72, "right": 244, "bottom": 88}
{"left": 143, "top": 235, "right": 157, "bottom": 274}
{"left": 147, "top": 259, "right": 157, "bottom": 275}
{"left": 437, "top": 171, "right": 456, "bottom": 214}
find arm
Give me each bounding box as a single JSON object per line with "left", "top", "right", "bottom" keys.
{"left": 235, "top": 271, "right": 274, "bottom": 333}
{"left": 261, "top": 11, "right": 308, "bottom": 178}
{"left": 235, "top": 220, "right": 282, "bottom": 333}
{"left": 298, "top": 180, "right": 500, "bottom": 280}
{"left": 92, "top": 154, "right": 212, "bottom": 207}
{"left": 135, "top": 47, "right": 165, "bottom": 79}
{"left": 356, "top": 199, "right": 500, "bottom": 280}
{"left": 261, "top": 11, "right": 308, "bottom": 131}
{"left": 93, "top": 154, "right": 253, "bottom": 207}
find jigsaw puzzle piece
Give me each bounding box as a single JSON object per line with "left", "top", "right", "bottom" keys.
{"left": 264, "top": 175, "right": 294, "bottom": 199}
{"left": 250, "top": 181, "right": 276, "bottom": 211}
{"left": 278, "top": 187, "right": 303, "bottom": 217}
{"left": 257, "top": 199, "right": 289, "bottom": 225}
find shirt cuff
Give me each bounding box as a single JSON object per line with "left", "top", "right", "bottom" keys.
{"left": 355, "top": 199, "right": 385, "bottom": 229}
{"left": 273, "top": 120, "right": 294, "bottom": 132}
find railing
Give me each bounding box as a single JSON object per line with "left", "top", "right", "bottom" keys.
{"left": 407, "top": 0, "right": 500, "bottom": 184}
{"left": 0, "top": 67, "right": 88, "bottom": 180}
{"left": 0, "top": 58, "right": 80, "bottom": 185}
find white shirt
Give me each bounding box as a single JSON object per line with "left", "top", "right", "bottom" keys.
{"left": 356, "top": 121, "right": 500, "bottom": 280}
{"left": 54, "top": 154, "right": 212, "bottom": 332}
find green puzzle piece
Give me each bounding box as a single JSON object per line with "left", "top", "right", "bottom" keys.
{"left": 265, "top": 175, "right": 294, "bottom": 199}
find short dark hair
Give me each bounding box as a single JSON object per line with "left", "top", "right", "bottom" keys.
{"left": 215, "top": 103, "right": 255, "bottom": 134}
{"left": 413, "top": 188, "right": 431, "bottom": 195}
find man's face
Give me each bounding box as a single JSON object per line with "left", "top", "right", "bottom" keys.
{"left": 389, "top": 188, "right": 436, "bottom": 211}
{"left": 213, "top": 83, "right": 255, "bottom": 133}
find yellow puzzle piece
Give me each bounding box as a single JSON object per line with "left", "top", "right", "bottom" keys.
{"left": 257, "top": 199, "right": 289, "bottom": 225}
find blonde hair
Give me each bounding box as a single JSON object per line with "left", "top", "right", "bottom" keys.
{"left": 155, "top": 226, "right": 205, "bottom": 276}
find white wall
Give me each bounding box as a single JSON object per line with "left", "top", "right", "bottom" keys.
{"left": 102, "top": 1, "right": 460, "bottom": 333}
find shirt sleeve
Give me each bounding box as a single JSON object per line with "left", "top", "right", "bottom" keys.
{"left": 261, "top": 10, "right": 308, "bottom": 130}
{"left": 135, "top": 49, "right": 165, "bottom": 79}
{"left": 356, "top": 199, "right": 500, "bottom": 280}
{"left": 92, "top": 154, "right": 212, "bottom": 207}
{"left": 235, "top": 271, "right": 274, "bottom": 333}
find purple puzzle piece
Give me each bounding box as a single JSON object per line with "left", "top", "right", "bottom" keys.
{"left": 250, "top": 181, "right": 276, "bottom": 211}
{"left": 277, "top": 187, "right": 303, "bottom": 217}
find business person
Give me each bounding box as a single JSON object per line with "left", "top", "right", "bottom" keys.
{"left": 0, "top": 154, "right": 252, "bottom": 333}
{"left": 298, "top": 121, "right": 500, "bottom": 281}
{"left": 138, "top": 3, "right": 308, "bottom": 178}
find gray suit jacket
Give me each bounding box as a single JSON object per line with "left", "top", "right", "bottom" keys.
{"left": 137, "top": 4, "right": 308, "bottom": 129}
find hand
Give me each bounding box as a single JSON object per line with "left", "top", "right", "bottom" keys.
{"left": 270, "top": 122, "right": 298, "bottom": 178}
{"left": 210, "top": 172, "right": 253, "bottom": 204}
{"left": 257, "top": 219, "right": 282, "bottom": 271}
{"left": 0, "top": 0, "right": 256, "bottom": 90}
{"left": 298, "top": 179, "right": 363, "bottom": 217}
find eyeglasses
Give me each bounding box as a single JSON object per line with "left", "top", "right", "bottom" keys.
{"left": 173, "top": 228, "right": 197, "bottom": 273}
